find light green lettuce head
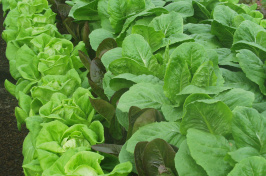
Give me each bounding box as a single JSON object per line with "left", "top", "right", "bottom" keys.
{"left": 31, "top": 69, "right": 81, "bottom": 105}
{"left": 39, "top": 87, "right": 95, "bottom": 125}
{"left": 23, "top": 120, "right": 104, "bottom": 174}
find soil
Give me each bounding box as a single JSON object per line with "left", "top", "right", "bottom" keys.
{"left": 0, "top": 6, "right": 28, "bottom": 176}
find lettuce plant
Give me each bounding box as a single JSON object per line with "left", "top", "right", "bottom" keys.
{"left": 22, "top": 119, "right": 104, "bottom": 174}
{"left": 39, "top": 87, "right": 95, "bottom": 125}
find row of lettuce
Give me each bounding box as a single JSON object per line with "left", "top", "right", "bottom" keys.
{"left": 1, "top": 0, "right": 132, "bottom": 175}
{"left": 2, "top": 0, "right": 266, "bottom": 175}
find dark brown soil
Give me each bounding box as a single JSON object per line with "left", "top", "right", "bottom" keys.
{"left": 0, "top": 6, "right": 28, "bottom": 176}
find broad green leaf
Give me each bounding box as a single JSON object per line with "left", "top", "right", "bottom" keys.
{"left": 101, "top": 47, "right": 122, "bottom": 69}
{"left": 149, "top": 11, "right": 183, "bottom": 37}
{"left": 131, "top": 25, "right": 165, "bottom": 52}
{"left": 110, "top": 73, "right": 163, "bottom": 91}
{"left": 164, "top": 54, "right": 190, "bottom": 104}
{"left": 237, "top": 49, "right": 266, "bottom": 95}
{"left": 178, "top": 85, "right": 230, "bottom": 95}
{"left": 232, "top": 41, "right": 266, "bottom": 60}
{"left": 126, "top": 0, "right": 146, "bottom": 15}
{"left": 228, "top": 156, "right": 266, "bottom": 176}
{"left": 233, "top": 20, "right": 264, "bottom": 43}
{"left": 126, "top": 122, "right": 185, "bottom": 153}
{"left": 256, "top": 31, "right": 266, "bottom": 48}
{"left": 216, "top": 48, "right": 239, "bottom": 67}
{"left": 69, "top": 1, "right": 99, "bottom": 21}
{"left": 108, "top": 0, "right": 146, "bottom": 33}
{"left": 108, "top": 0, "right": 127, "bottom": 33}
{"left": 119, "top": 142, "right": 137, "bottom": 173}
{"left": 226, "top": 147, "right": 260, "bottom": 164}
{"left": 165, "top": 1, "right": 194, "bottom": 18}
{"left": 109, "top": 57, "right": 153, "bottom": 76}
{"left": 192, "top": 1, "right": 211, "bottom": 20}
{"left": 187, "top": 129, "right": 233, "bottom": 176}
{"left": 164, "top": 42, "right": 207, "bottom": 103}
{"left": 150, "top": 0, "right": 165, "bottom": 7}
{"left": 215, "top": 88, "right": 255, "bottom": 110}
{"left": 122, "top": 34, "right": 153, "bottom": 67}
{"left": 211, "top": 20, "right": 236, "bottom": 47}
{"left": 232, "top": 107, "right": 266, "bottom": 155}
{"left": 89, "top": 29, "right": 114, "bottom": 51}
{"left": 180, "top": 99, "right": 233, "bottom": 136}
{"left": 191, "top": 61, "right": 217, "bottom": 87}
{"left": 175, "top": 140, "right": 207, "bottom": 176}
{"left": 117, "top": 82, "right": 170, "bottom": 113}
{"left": 183, "top": 93, "right": 212, "bottom": 109}
{"left": 161, "top": 105, "right": 183, "bottom": 122}
{"left": 213, "top": 5, "right": 238, "bottom": 27}
{"left": 221, "top": 68, "right": 264, "bottom": 103}
{"left": 116, "top": 82, "right": 169, "bottom": 129}
{"left": 184, "top": 23, "right": 211, "bottom": 34}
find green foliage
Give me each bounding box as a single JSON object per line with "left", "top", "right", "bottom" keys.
{"left": 2, "top": 0, "right": 266, "bottom": 175}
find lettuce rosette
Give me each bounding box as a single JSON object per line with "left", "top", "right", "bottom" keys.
{"left": 42, "top": 150, "right": 132, "bottom": 176}
{"left": 39, "top": 87, "right": 95, "bottom": 125}
{"left": 22, "top": 119, "right": 132, "bottom": 176}
{"left": 22, "top": 119, "right": 104, "bottom": 175}
{"left": 11, "top": 69, "right": 83, "bottom": 129}
{"left": 2, "top": 0, "right": 57, "bottom": 42}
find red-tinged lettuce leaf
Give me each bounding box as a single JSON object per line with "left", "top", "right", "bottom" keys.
{"left": 134, "top": 138, "right": 178, "bottom": 176}
{"left": 57, "top": 3, "right": 71, "bottom": 21}
{"left": 78, "top": 50, "right": 91, "bottom": 71}
{"left": 134, "top": 141, "right": 148, "bottom": 176}
{"left": 90, "top": 58, "right": 106, "bottom": 88}
{"left": 108, "top": 115, "right": 125, "bottom": 142}
{"left": 96, "top": 38, "right": 117, "bottom": 59}
{"left": 110, "top": 88, "right": 128, "bottom": 107}
{"left": 88, "top": 79, "right": 109, "bottom": 101}
{"left": 81, "top": 21, "right": 90, "bottom": 48}
{"left": 127, "top": 107, "right": 165, "bottom": 139}
{"left": 63, "top": 17, "right": 79, "bottom": 41}
{"left": 126, "top": 122, "right": 185, "bottom": 154}
{"left": 89, "top": 98, "right": 115, "bottom": 125}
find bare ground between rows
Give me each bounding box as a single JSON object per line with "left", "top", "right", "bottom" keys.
{"left": 0, "top": 5, "right": 28, "bottom": 176}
